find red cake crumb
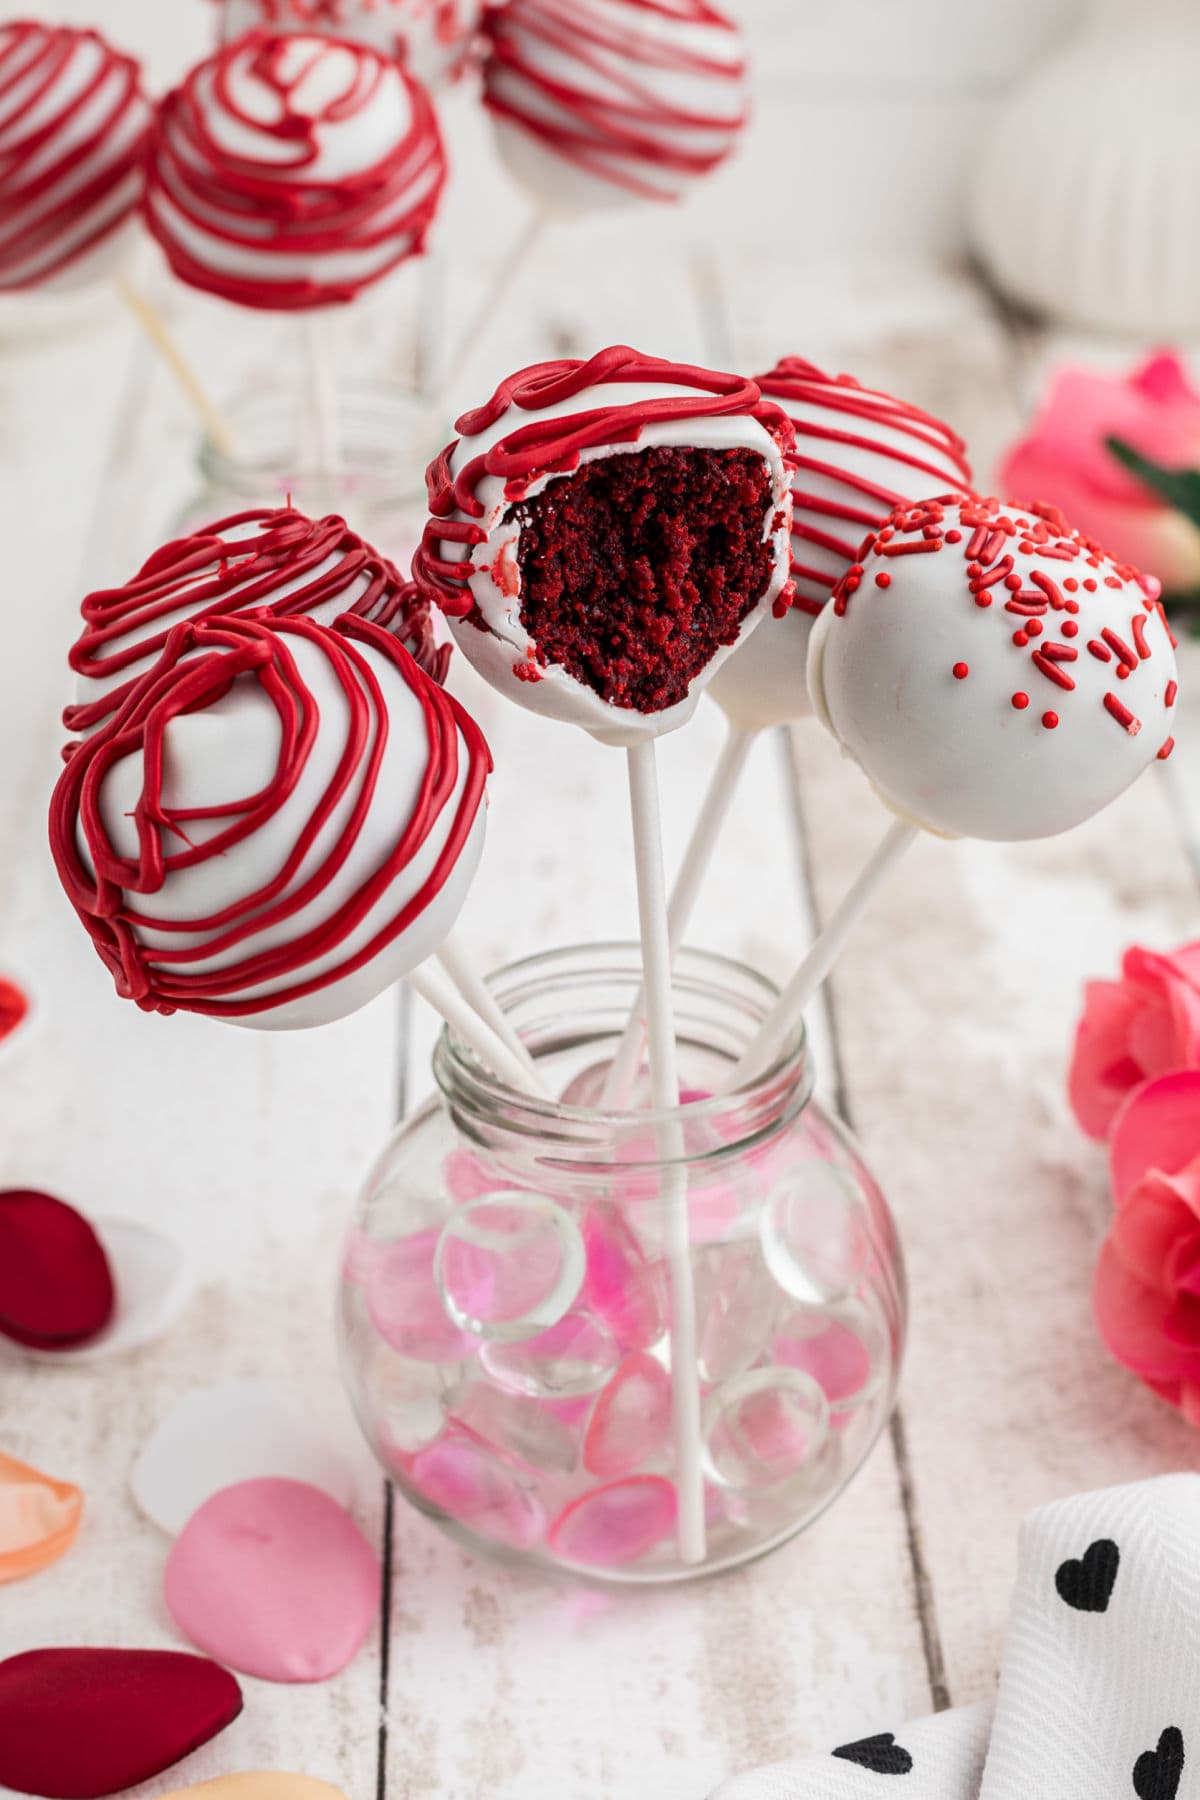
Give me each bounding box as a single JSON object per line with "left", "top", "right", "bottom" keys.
{"left": 487, "top": 445, "right": 774, "bottom": 713}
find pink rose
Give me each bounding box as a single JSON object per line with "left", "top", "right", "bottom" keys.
{"left": 1093, "top": 1073, "right": 1200, "bottom": 1423}
{"left": 1068, "top": 941, "right": 1200, "bottom": 1140}
{"left": 1000, "top": 351, "right": 1200, "bottom": 593}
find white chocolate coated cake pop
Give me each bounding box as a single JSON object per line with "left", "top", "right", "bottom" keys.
{"left": 709, "top": 357, "right": 974, "bottom": 731}
{"left": 481, "top": 0, "right": 748, "bottom": 213}
{"left": 65, "top": 506, "right": 448, "bottom": 737}
{"left": 144, "top": 32, "right": 446, "bottom": 311}
{"left": 218, "top": 0, "right": 484, "bottom": 89}
{"left": 808, "top": 495, "right": 1179, "bottom": 841}
{"left": 413, "top": 345, "right": 796, "bottom": 747}
{"left": 0, "top": 23, "right": 151, "bottom": 294}
{"left": 50, "top": 613, "right": 490, "bottom": 1029}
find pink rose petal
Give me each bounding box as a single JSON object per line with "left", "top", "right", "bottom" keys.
{"left": 164, "top": 1478, "right": 379, "bottom": 1684}
{"left": 1110, "top": 1072, "right": 1200, "bottom": 1204}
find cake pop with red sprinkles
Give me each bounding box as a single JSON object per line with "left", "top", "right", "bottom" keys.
{"left": 808, "top": 495, "right": 1179, "bottom": 841}
{"left": 413, "top": 344, "right": 795, "bottom": 746}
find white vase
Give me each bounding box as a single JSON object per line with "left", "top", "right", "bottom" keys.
{"left": 970, "top": 0, "right": 1200, "bottom": 334}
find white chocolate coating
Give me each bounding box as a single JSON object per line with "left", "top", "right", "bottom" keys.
{"left": 483, "top": 0, "right": 748, "bottom": 214}
{"left": 709, "top": 359, "right": 973, "bottom": 731}
{"left": 438, "top": 386, "right": 793, "bottom": 747}
{"left": 65, "top": 621, "right": 485, "bottom": 1029}
{"left": 0, "top": 25, "right": 151, "bottom": 294}
{"left": 808, "top": 497, "right": 1179, "bottom": 842}
{"left": 219, "top": 0, "right": 484, "bottom": 88}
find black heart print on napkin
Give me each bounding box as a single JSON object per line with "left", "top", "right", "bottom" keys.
{"left": 832, "top": 1735, "right": 914, "bottom": 1776}
{"left": 1055, "top": 1539, "right": 1120, "bottom": 1613}
{"left": 1134, "top": 1729, "right": 1185, "bottom": 1800}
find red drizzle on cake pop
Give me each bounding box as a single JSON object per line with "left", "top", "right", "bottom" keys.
{"left": 217, "top": 0, "right": 483, "bottom": 84}
{"left": 414, "top": 345, "right": 795, "bottom": 619}
{"left": 0, "top": 24, "right": 151, "bottom": 291}
{"left": 481, "top": 0, "right": 747, "bottom": 204}
{"left": 757, "top": 357, "right": 973, "bottom": 618}
{"left": 50, "top": 613, "right": 489, "bottom": 1021}
{"left": 144, "top": 32, "right": 446, "bottom": 311}
{"left": 66, "top": 506, "right": 448, "bottom": 737}
{"left": 833, "top": 494, "right": 1173, "bottom": 750}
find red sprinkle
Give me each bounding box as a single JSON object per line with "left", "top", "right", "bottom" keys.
{"left": 1166, "top": 680, "right": 1178, "bottom": 707}
{"left": 953, "top": 662, "right": 969, "bottom": 680}
{"left": 1013, "top": 631, "right": 1029, "bottom": 647}
{"left": 1012, "top": 692, "right": 1030, "bottom": 710}
{"left": 875, "top": 572, "right": 892, "bottom": 588}
{"left": 1158, "top": 737, "right": 1176, "bottom": 760}
{"left": 1061, "top": 619, "right": 1078, "bottom": 638}
{"left": 1104, "top": 692, "right": 1142, "bottom": 735}
{"left": 0, "top": 980, "right": 28, "bottom": 1043}
{"left": 1042, "top": 712, "right": 1059, "bottom": 730}
{"left": 1131, "top": 613, "right": 1151, "bottom": 660}
{"left": 1087, "top": 639, "right": 1113, "bottom": 663}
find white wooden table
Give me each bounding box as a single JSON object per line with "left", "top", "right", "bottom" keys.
{"left": 2, "top": 30, "right": 1200, "bottom": 1800}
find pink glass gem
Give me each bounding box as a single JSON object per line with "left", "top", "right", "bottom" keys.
{"left": 580, "top": 1206, "right": 666, "bottom": 1352}
{"left": 436, "top": 1195, "right": 584, "bottom": 1341}
{"left": 548, "top": 1476, "right": 677, "bottom": 1568}
{"left": 694, "top": 1243, "right": 779, "bottom": 1385}
{"left": 446, "top": 1380, "right": 578, "bottom": 1474}
{"left": 481, "top": 1310, "right": 620, "bottom": 1399}
{"left": 772, "top": 1307, "right": 885, "bottom": 1408}
{"left": 405, "top": 1430, "right": 546, "bottom": 1549}
{"left": 364, "top": 1229, "right": 477, "bottom": 1364}
{"left": 443, "top": 1149, "right": 504, "bottom": 1206}
{"left": 583, "top": 1353, "right": 672, "bottom": 1478}
{"left": 704, "top": 1369, "right": 828, "bottom": 1494}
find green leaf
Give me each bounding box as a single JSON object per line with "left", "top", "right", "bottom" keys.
{"left": 1108, "top": 436, "right": 1200, "bottom": 527}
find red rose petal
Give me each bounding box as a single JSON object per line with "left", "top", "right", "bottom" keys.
{"left": 0, "top": 1647, "right": 243, "bottom": 1798}
{"left": 0, "top": 1192, "right": 115, "bottom": 1349}
{"left": 1109, "top": 1073, "right": 1200, "bottom": 1207}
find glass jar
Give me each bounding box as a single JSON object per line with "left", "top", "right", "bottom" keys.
{"left": 174, "top": 380, "right": 444, "bottom": 571}
{"left": 338, "top": 944, "right": 906, "bottom": 1583}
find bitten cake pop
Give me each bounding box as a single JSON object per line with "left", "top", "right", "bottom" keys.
{"left": 144, "top": 32, "right": 446, "bottom": 311}
{"left": 808, "top": 494, "right": 1178, "bottom": 842}
{"left": 480, "top": 0, "right": 748, "bottom": 211}
{"left": 0, "top": 23, "right": 151, "bottom": 293}
{"left": 709, "top": 356, "right": 974, "bottom": 730}
{"left": 65, "top": 506, "right": 447, "bottom": 737}
{"left": 413, "top": 345, "right": 795, "bottom": 746}
{"left": 217, "top": 0, "right": 485, "bottom": 90}
{"left": 50, "top": 612, "right": 489, "bottom": 1029}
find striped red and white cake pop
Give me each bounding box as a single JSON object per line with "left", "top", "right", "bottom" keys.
{"left": 808, "top": 495, "right": 1179, "bottom": 841}
{"left": 413, "top": 344, "right": 795, "bottom": 745}
{"left": 65, "top": 506, "right": 448, "bottom": 738}
{"left": 709, "top": 358, "right": 975, "bottom": 730}
{"left": 50, "top": 612, "right": 490, "bottom": 1029}
{"left": 480, "top": 0, "right": 748, "bottom": 211}
{"left": 0, "top": 23, "right": 151, "bottom": 293}
{"left": 216, "top": 0, "right": 484, "bottom": 90}
{"left": 144, "top": 32, "right": 446, "bottom": 311}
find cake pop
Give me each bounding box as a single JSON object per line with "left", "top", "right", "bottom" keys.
{"left": 708, "top": 357, "right": 974, "bottom": 730}
{"left": 415, "top": 343, "right": 796, "bottom": 1567}
{"left": 65, "top": 506, "right": 448, "bottom": 738}
{"left": 0, "top": 23, "right": 151, "bottom": 293}
{"left": 217, "top": 0, "right": 485, "bottom": 90}
{"left": 726, "top": 495, "right": 1181, "bottom": 1092}
{"left": 144, "top": 32, "right": 447, "bottom": 311}
{"left": 809, "top": 494, "right": 1177, "bottom": 842}
{"left": 413, "top": 345, "right": 795, "bottom": 746}
{"left": 481, "top": 0, "right": 749, "bottom": 212}
{"left": 50, "top": 612, "right": 489, "bottom": 1031}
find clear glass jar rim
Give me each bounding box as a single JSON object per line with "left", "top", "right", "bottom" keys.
{"left": 431, "top": 940, "right": 810, "bottom": 1145}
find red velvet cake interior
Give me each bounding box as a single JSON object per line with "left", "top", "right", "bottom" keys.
{"left": 495, "top": 445, "right": 775, "bottom": 712}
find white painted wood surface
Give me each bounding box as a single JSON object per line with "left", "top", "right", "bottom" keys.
{"left": 3, "top": 7, "right": 1199, "bottom": 1798}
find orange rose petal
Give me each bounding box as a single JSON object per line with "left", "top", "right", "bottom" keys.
{"left": 0, "top": 1450, "right": 83, "bottom": 1582}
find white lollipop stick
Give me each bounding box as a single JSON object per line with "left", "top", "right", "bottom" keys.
{"left": 601, "top": 723, "right": 754, "bottom": 1110}
{"left": 626, "top": 740, "right": 706, "bottom": 1566}
{"left": 303, "top": 311, "right": 342, "bottom": 489}
{"left": 425, "top": 211, "right": 546, "bottom": 416}
{"left": 408, "top": 962, "right": 545, "bottom": 1098}
{"left": 722, "top": 816, "right": 919, "bottom": 1094}
{"left": 115, "top": 276, "right": 236, "bottom": 458}
{"left": 436, "top": 932, "right": 551, "bottom": 1097}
